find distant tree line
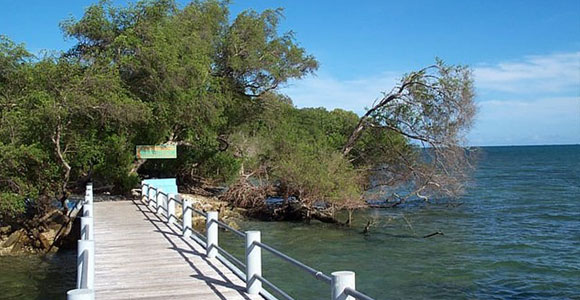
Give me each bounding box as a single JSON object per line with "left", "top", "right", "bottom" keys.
{"left": 0, "top": 0, "right": 476, "bottom": 227}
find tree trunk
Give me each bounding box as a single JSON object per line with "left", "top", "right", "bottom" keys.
{"left": 346, "top": 210, "right": 353, "bottom": 226}
{"left": 52, "top": 124, "right": 71, "bottom": 207}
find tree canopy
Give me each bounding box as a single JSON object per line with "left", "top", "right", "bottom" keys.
{"left": 0, "top": 0, "right": 476, "bottom": 226}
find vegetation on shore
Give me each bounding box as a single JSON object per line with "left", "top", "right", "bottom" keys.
{"left": 0, "top": 0, "right": 476, "bottom": 252}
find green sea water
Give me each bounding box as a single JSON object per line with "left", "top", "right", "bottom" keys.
{"left": 1, "top": 145, "right": 578, "bottom": 299}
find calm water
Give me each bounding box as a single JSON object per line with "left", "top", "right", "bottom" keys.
{"left": 1, "top": 145, "right": 579, "bottom": 299}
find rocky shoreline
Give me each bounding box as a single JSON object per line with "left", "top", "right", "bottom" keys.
{"left": 0, "top": 208, "right": 79, "bottom": 256}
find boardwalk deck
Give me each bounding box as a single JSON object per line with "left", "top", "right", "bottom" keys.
{"left": 93, "top": 199, "right": 261, "bottom": 300}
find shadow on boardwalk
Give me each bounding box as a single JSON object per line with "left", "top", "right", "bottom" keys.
{"left": 92, "top": 199, "right": 260, "bottom": 300}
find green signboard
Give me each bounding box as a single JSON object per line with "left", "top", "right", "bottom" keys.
{"left": 136, "top": 145, "right": 177, "bottom": 159}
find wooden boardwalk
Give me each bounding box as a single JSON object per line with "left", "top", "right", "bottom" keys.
{"left": 93, "top": 199, "right": 261, "bottom": 300}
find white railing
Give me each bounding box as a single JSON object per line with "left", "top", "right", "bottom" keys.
{"left": 67, "top": 183, "right": 95, "bottom": 300}
{"left": 142, "top": 182, "right": 376, "bottom": 300}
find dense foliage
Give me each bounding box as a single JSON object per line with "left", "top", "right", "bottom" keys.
{"left": 0, "top": 0, "right": 476, "bottom": 226}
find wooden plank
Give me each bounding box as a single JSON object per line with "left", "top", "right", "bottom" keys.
{"left": 93, "top": 200, "right": 261, "bottom": 300}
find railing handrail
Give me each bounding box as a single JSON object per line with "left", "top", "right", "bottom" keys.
{"left": 212, "top": 218, "right": 246, "bottom": 238}
{"left": 345, "top": 287, "right": 375, "bottom": 300}
{"left": 141, "top": 181, "right": 375, "bottom": 300}
{"left": 253, "top": 241, "right": 332, "bottom": 284}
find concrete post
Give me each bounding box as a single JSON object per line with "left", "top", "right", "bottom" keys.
{"left": 156, "top": 191, "right": 164, "bottom": 216}
{"left": 245, "top": 231, "right": 262, "bottom": 295}
{"left": 66, "top": 289, "right": 94, "bottom": 300}
{"left": 148, "top": 188, "right": 156, "bottom": 210}
{"left": 141, "top": 182, "right": 147, "bottom": 203}
{"left": 77, "top": 240, "right": 94, "bottom": 289}
{"left": 167, "top": 193, "right": 176, "bottom": 225}
{"left": 162, "top": 193, "right": 168, "bottom": 218}
{"left": 206, "top": 211, "right": 219, "bottom": 258}
{"left": 331, "top": 271, "right": 356, "bottom": 300}
{"left": 80, "top": 217, "right": 93, "bottom": 241}
{"left": 182, "top": 198, "right": 192, "bottom": 237}
{"left": 86, "top": 182, "right": 93, "bottom": 203}
{"left": 83, "top": 183, "right": 93, "bottom": 217}
{"left": 83, "top": 203, "right": 92, "bottom": 218}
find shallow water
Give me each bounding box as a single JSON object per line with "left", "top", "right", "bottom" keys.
{"left": 1, "top": 145, "right": 579, "bottom": 299}
{"left": 221, "top": 145, "right": 580, "bottom": 299}
{"left": 0, "top": 252, "right": 76, "bottom": 299}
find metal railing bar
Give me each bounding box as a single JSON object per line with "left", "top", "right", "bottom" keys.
{"left": 189, "top": 232, "right": 207, "bottom": 248}
{"left": 170, "top": 196, "right": 182, "bottom": 204}
{"left": 254, "top": 241, "right": 332, "bottom": 284}
{"left": 188, "top": 228, "right": 280, "bottom": 300}
{"left": 141, "top": 182, "right": 375, "bottom": 300}
{"left": 345, "top": 287, "right": 375, "bottom": 300}
{"left": 191, "top": 229, "right": 207, "bottom": 243}
{"left": 214, "top": 252, "right": 283, "bottom": 300}
{"left": 214, "top": 245, "right": 245, "bottom": 268}
{"left": 213, "top": 219, "right": 246, "bottom": 238}
{"left": 215, "top": 253, "right": 246, "bottom": 280}
{"left": 255, "top": 274, "right": 294, "bottom": 300}
{"left": 192, "top": 207, "right": 208, "bottom": 218}
{"left": 260, "top": 289, "right": 280, "bottom": 300}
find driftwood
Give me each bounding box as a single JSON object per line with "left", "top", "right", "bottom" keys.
{"left": 423, "top": 231, "right": 444, "bottom": 238}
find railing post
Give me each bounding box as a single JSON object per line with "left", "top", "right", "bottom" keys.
{"left": 331, "top": 271, "right": 356, "bottom": 300}
{"left": 245, "top": 231, "right": 262, "bottom": 295}
{"left": 206, "top": 211, "right": 219, "bottom": 258}
{"left": 141, "top": 182, "right": 147, "bottom": 203}
{"left": 156, "top": 191, "right": 164, "bottom": 216}
{"left": 80, "top": 217, "right": 94, "bottom": 241}
{"left": 67, "top": 289, "right": 94, "bottom": 300}
{"left": 148, "top": 188, "right": 156, "bottom": 210}
{"left": 77, "top": 240, "right": 94, "bottom": 289}
{"left": 182, "top": 198, "right": 192, "bottom": 237}
{"left": 167, "top": 193, "right": 176, "bottom": 225}
{"left": 83, "top": 183, "right": 93, "bottom": 217}
{"left": 162, "top": 193, "right": 168, "bottom": 218}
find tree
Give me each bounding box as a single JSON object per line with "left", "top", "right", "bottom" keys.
{"left": 343, "top": 59, "right": 476, "bottom": 203}
{"left": 61, "top": 0, "right": 318, "bottom": 183}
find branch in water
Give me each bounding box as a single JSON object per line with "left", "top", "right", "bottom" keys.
{"left": 423, "top": 231, "right": 444, "bottom": 238}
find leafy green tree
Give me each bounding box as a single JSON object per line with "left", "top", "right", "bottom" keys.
{"left": 61, "top": 0, "right": 318, "bottom": 183}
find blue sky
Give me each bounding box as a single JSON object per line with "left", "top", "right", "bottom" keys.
{"left": 1, "top": 0, "right": 579, "bottom": 146}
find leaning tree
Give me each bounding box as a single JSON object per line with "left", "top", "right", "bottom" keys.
{"left": 343, "top": 59, "right": 477, "bottom": 205}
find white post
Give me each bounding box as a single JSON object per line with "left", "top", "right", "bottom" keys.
{"left": 80, "top": 217, "right": 93, "bottom": 241}
{"left": 83, "top": 183, "right": 93, "bottom": 217}
{"left": 148, "top": 188, "right": 156, "bottom": 210}
{"left": 86, "top": 182, "right": 93, "bottom": 203}
{"left": 141, "top": 182, "right": 147, "bottom": 203}
{"left": 331, "top": 271, "right": 356, "bottom": 300}
{"left": 162, "top": 193, "right": 168, "bottom": 218}
{"left": 156, "top": 191, "right": 164, "bottom": 216}
{"left": 182, "top": 198, "right": 192, "bottom": 237}
{"left": 245, "top": 231, "right": 262, "bottom": 295}
{"left": 77, "top": 240, "right": 95, "bottom": 289}
{"left": 67, "top": 289, "right": 94, "bottom": 300}
{"left": 206, "top": 211, "right": 219, "bottom": 258}
{"left": 167, "top": 193, "right": 176, "bottom": 225}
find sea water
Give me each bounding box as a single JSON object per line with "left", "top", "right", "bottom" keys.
{"left": 1, "top": 145, "right": 578, "bottom": 299}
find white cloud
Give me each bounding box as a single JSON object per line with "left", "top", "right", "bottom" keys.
{"left": 281, "top": 71, "right": 400, "bottom": 114}
{"left": 280, "top": 51, "right": 580, "bottom": 146}
{"left": 469, "top": 97, "right": 580, "bottom": 146}
{"left": 474, "top": 52, "right": 580, "bottom": 94}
